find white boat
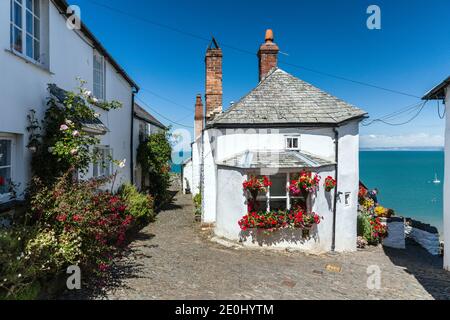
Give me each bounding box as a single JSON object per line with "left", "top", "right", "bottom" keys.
{"left": 433, "top": 173, "right": 441, "bottom": 184}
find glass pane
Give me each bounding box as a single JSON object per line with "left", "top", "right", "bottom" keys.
{"left": 270, "top": 174, "right": 286, "bottom": 197}
{"left": 255, "top": 201, "right": 267, "bottom": 212}
{"left": 270, "top": 200, "right": 287, "bottom": 211}
{"left": 14, "top": 1, "right": 22, "bottom": 26}
{"left": 0, "top": 168, "right": 12, "bottom": 194}
{"left": 26, "top": 10, "right": 32, "bottom": 34}
{"left": 26, "top": 34, "right": 33, "bottom": 58}
{"left": 34, "top": 0, "right": 40, "bottom": 17}
{"left": 292, "top": 138, "right": 298, "bottom": 149}
{"left": 34, "top": 39, "right": 40, "bottom": 61}
{"left": 13, "top": 27, "right": 22, "bottom": 52}
{"left": 0, "top": 140, "right": 12, "bottom": 166}
{"left": 34, "top": 16, "right": 39, "bottom": 39}
{"left": 26, "top": 0, "right": 32, "bottom": 10}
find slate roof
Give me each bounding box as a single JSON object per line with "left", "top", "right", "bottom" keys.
{"left": 208, "top": 68, "right": 367, "bottom": 127}
{"left": 48, "top": 84, "right": 109, "bottom": 135}
{"left": 216, "top": 150, "right": 335, "bottom": 169}
{"left": 134, "top": 103, "right": 167, "bottom": 130}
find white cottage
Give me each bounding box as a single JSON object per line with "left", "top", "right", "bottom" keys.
{"left": 0, "top": 0, "right": 140, "bottom": 206}
{"left": 422, "top": 76, "right": 450, "bottom": 270}
{"left": 184, "top": 30, "right": 368, "bottom": 253}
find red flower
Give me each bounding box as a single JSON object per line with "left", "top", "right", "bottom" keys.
{"left": 73, "top": 214, "right": 82, "bottom": 222}
{"left": 56, "top": 214, "right": 67, "bottom": 222}
{"left": 0, "top": 176, "right": 5, "bottom": 186}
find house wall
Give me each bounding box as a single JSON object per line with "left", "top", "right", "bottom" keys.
{"left": 191, "top": 138, "right": 202, "bottom": 195}
{"left": 444, "top": 86, "right": 450, "bottom": 271}
{"left": 215, "top": 166, "right": 336, "bottom": 253}
{"left": 201, "top": 120, "right": 360, "bottom": 252}
{"left": 0, "top": 1, "right": 133, "bottom": 199}
{"left": 182, "top": 159, "right": 193, "bottom": 194}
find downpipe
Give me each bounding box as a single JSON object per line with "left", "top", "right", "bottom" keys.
{"left": 331, "top": 127, "right": 339, "bottom": 253}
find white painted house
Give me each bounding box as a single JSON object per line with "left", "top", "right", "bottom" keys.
{"left": 0, "top": 0, "right": 140, "bottom": 205}
{"left": 184, "top": 31, "right": 368, "bottom": 253}
{"left": 422, "top": 76, "right": 450, "bottom": 270}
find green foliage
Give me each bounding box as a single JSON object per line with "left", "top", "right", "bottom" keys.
{"left": 193, "top": 193, "right": 202, "bottom": 217}
{"left": 27, "top": 80, "right": 122, "bottom": 185}
{"left": 118, "top": 183, "right": 155, "bottom": 223}
{"left": 137, "top": 131, "right": 172, "bottom": 206}
{"left": 357, "top": 213, "right": 372, "bottom": 241}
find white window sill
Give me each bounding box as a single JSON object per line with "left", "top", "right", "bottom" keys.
{"left": 5, "top": 49, "right": 53, "bottom": 75}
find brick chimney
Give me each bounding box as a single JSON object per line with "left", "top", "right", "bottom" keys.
{"left": 258, "top": 29, "right": 279, "bottom": 81}
{"left": 194, "top": 94, "right": 204, "bottom": 139}
{"left": 205, "top": 37, "right": 223, "bottom": 120}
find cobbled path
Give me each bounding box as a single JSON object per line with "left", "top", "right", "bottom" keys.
{"left": 62, "top": 192, "right": 450, "bottom": 300}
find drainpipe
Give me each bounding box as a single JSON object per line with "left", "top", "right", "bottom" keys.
{"left": 130, "top": 88, "right": 138, "bottom": 185}
{"left": 331, "top": 127, "right": 339, "bottom": 252}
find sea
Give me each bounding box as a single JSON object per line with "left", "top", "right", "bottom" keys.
{"left": 171, "top": 150, "right": 445, "bottom": 234}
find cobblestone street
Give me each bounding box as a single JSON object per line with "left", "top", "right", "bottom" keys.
{"left": 63, "top": 192, "right": 450, "bottom": 300}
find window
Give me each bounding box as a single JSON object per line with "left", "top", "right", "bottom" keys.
{"left": 10, "top": 0, "right": 41, "bottom": 62}
{"left": 254, "top": 172, "right": 309, "bottom": 212}
{"left": 93, "top": 146, "right": 112, "bottom": 177}
{"left": 344, "top": 192, "right": 351, "bottom": 206}
{"left": 93, "top": 52, "right": 106, "bottom": 100}
{"left": 0, "top": 139, "right": 13, "bottom": 198}
{"left": 286, "top": 136, "right": 300, "bottom": 150}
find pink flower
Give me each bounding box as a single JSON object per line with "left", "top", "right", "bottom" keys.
{"left": 72, "top": 130, "right": 80, "bottom": 137}
{"left": 60, "top": 124, "right": 69, "bottom": 131}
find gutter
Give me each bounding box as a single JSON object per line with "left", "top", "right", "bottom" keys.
{"left": 331, "top": 127, "right": 339, "bottom": 252}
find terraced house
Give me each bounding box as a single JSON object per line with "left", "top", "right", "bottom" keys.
{"left": 184, "top": 30, "right": 368, "bottom": 252}
{"left": 0, "top": 0, "right": 164, "bottom": 206}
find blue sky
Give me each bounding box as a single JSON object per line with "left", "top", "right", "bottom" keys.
{"left": 69, "top": 0, "right": 450, "bottom": 148}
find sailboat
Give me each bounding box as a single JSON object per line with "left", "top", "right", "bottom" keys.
{"left": 433, "top": 173, "right": 441, "bottom": 184}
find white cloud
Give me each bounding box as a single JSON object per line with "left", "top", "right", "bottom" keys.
{"left": 360, "top": 133, "right": 444, "bottom": 149}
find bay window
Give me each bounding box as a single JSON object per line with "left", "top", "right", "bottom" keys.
{"left": 255, "top": 172, "right": 308, "bottom": 212}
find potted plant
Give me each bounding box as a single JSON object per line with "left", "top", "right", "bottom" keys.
{"left": 242, "top": 175, "right": 272, "bottom": 211}
{"left": 289, "top": 210, "right": 322, "bottom": 238}
{"left": 324, "top": 176, "right": 336, "bottom": 192}
{"left": 290, "top": 170, "right": 321, "bottom": 199}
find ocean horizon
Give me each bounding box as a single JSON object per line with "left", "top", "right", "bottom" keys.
{"left": 171, "top": 149, "right": 444, "bottom": 234}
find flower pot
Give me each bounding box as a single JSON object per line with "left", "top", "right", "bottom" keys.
{"left": 325, "top": 187, "right": 333, "bottom": 192}
{"left": 300, "top": 189, "right": 309, "bottom": 200}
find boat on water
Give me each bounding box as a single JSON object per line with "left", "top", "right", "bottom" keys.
{"left": 433, "top": 173, "right": 441, "bottom": 184}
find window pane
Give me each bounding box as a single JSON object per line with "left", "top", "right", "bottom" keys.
{"left": 0, "top": 168, "right": 12, "bottom": 194}
{"left": 26, "top": 10, "right": 33, "bottom": 34}
{"left": 14, "top": 2, "right": 22, "bottom": 27}
{"left": 34, "top": 39, "right": 40, "bottom": 61}
{"left": 13, "top": 27, "right": 22, "bottom": 52}
{"left": 26, "top": 34, "right": 33, "bottom": 58}
{"left": 0, "top": 140, "right": 12, "bottom": 167}
{"left": 26, "top": 0, "right": 32, "bottom": 10}
{"left": 34, "top": 0, "right": 40, "bottom": 17}
{"left": 270, "top": 200, "right": 286, "bottom": 211}
{"left": 292, "top": 138, "right": 298, "bottom": 149}
{"left": 34, "top": 16, "right": 39, "bottom": 39}
{"left": 270, "top": 174, "right": 286, "bottom": 197}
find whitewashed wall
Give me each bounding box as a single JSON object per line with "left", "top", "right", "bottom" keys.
{"left": 182, "top": 159, "right": 193, "bottom": 194}
{"left": 444, "top": 86, "right": 450, "bottom": 270}
{"left": 0, "top": 1, "right": 134, "bottom": 198}
{"left": 201, "top": 120, "right": 360, "bottom": 252}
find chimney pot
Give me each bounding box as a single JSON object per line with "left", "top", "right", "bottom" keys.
{"left": 258, "top": 29, "right": 279, "bottom": 81}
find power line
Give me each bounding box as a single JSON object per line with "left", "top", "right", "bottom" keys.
{"left": 86, "top": 0, "right": 421, "bottom": 99}
{"left": 135, "top": 96, "right": 193, "bottom": 128}
{"left": 362, "top": 101, "right": 427, "bottom": 126}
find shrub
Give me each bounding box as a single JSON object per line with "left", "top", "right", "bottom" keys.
{"left": 137, "top": 131, "right": 172, "bottom": 207}
{"left": 193, "top": 193, "right": 202, "bottom": 218}
{"left": 118, "top": 183, "right": 155, "bottom": 224}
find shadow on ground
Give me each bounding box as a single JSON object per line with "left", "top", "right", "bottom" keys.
{"left": 383, "top": 238, "right": 450, "bottom": 300}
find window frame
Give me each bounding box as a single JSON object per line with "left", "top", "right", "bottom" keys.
{"left": 285, "top": 135, "right": 300, "bottom": 151}
{"left": 10, "top": 0, "right": 41, "bottom": 64}
{"left": 93, "top": 51, "right": 106, "bottom": 101}
{"left": 254, "top": 172, "right": 309, "bottom": 212}
{"left": 0, "top": 136, "right": 15, "bottom": 203}
{"left": 93, "top": 146, "right": 112, "bottom": 178}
